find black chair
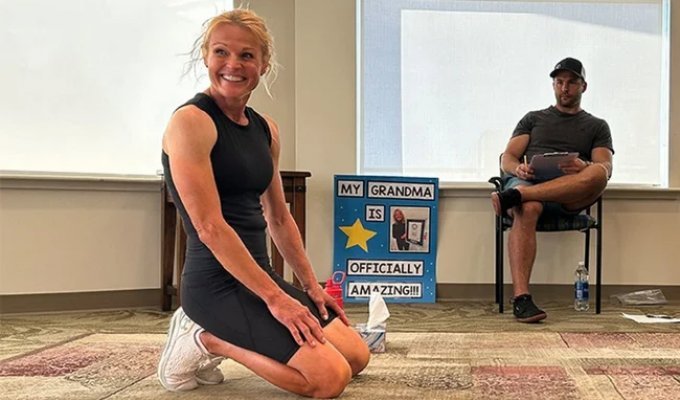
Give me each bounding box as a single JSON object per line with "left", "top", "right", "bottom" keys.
{"left": 488, "top": 172, "right": 603, "bottom": 314}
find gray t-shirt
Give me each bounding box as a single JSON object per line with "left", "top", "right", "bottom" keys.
{"left": 512, "top": 106, "right": 614, "bottom": 162}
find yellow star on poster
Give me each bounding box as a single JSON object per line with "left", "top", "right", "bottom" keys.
{"left": 339, "top": 218, "right": 377, "bottom": 252}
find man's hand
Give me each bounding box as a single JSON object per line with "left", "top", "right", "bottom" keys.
{"left": 514, "top": 162, "right": 535, "bottom": 180}
{"left": 560, "top": 158, "right": 589, "bottom": 175}
{"left": 306, "top": 284, "right": 350, "bottom": 326}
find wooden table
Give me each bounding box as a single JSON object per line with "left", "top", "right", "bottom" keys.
{"left": 160, "top": 171, "right": 311, "bottom": 311}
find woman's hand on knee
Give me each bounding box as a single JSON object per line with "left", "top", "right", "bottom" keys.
{"left": 306, "top": 285, "right": 350, "bottom": 326}
{"left": 268, "top": 293, "right": 326, "bottom": 347}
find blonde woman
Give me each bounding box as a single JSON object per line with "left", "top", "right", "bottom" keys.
{"left": 157, "top": 9, "right": 369, "bottom": 398}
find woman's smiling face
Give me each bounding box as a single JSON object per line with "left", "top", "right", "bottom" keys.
{"left": 204, "top": 23, "right": 267, "bottom": 102}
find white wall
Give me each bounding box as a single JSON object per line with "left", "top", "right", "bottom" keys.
{"left": 1, "top": 0, "right": 679, "bottom": 297}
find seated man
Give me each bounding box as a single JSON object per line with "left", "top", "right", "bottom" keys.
{"left": 491, "top": 57, "right": 614, "bottom": 323}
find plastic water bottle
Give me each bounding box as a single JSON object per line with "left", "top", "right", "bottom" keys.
{"left": 324, "top": 271, "right": 346, "bottom": 309}
{"left": 574, "top": 261, "right": 590, "bottom": 311}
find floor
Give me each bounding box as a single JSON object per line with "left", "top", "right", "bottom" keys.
{"left": 3, "top": 299, "right": 679, "bottom": 359}
{"left": 1, "top": 300, "right": 679, "bottom": 399}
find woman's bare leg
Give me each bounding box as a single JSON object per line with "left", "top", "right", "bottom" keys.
{"left": 322, "top": 319, "right": 370, "bottom": 376}
{"left": 200, "top": 331, "right": 352, "bottom": 398}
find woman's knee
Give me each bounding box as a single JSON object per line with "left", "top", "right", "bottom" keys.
{"left": 323, "top": 319, "right": 370, "bottom": 376}
{"left": 306, "top": 360, "right": 351, "bottom": 398}
{"left": 291, "top": 343, "right": 352, "bottom": 398}
{"left": 348, "top": 343, "right": 370, "bottom": 376}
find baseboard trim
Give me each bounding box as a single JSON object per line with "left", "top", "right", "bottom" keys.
{"left": 1, "top": 285, "right": 678, "bottom": 314}
{"left": 0, "top": 289, "right": 161, "bottom": 314}
{"left": 436, "top": 284, "right": 680, "bottom": 302}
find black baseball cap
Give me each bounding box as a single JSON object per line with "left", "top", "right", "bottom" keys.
{"left": 549, "top": 57, "right": 586, "bottom": 81}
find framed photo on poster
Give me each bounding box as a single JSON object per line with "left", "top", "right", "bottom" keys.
{"left": 406, "top": 219, "right": 425, "bottom": 246}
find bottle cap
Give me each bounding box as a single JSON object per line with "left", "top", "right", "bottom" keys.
{"left": 332, "top": 271, "right": 346, "bottom": 285}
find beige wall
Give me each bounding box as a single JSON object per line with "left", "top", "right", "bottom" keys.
{"left": 249, "top": 0, "right": 297, "bottom": 171}
{"left": 1, "top": 0, "right": 679, "bottom": 297}
{"left": 0, "top": 179, "right": 160, "bottom": 294}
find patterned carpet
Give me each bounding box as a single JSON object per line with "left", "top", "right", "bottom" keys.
{"left": 1, "top": 302, "right": 679, "bottom": 399}
{"left": 0, "top": 333, "right": 159, "bottom": 400}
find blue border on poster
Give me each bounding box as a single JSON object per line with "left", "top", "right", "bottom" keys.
{"left": 333, "top": 175, "right": 438, "bottom": 303}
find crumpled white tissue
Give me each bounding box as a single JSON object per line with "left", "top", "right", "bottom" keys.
{"left": 366, "top": 292, "right": 390, "bottom": 329}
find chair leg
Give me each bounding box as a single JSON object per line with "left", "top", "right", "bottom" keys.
{"left": 584, "top": 228, "right": 591, "bottom": 313}
{"left": 596, "top": 199, "right": 603, "bottom": 314}
{"left": 496, "top": 216, "right": 504, "bottom": 313}
{"left": 161, "top": 187, "right": 177, "bottom": 311}
{"left": 596, "top": 227, "right": 602, "bottom": 314}
{"left": 495, "top": 217, "right": 500, "bottom": 305}
{"left": 176, "top": 218, "right": 186, "bottom": 308}
{"left": 584, "top": 230, "right": 591, "bottom": 272}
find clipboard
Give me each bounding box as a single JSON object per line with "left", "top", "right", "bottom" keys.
{"left": 529, "top": 152, "right": 579, "bottom": 180}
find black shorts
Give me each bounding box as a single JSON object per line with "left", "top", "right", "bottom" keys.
{"left": 181, "top": 263, "right": 338, "bottom": 364}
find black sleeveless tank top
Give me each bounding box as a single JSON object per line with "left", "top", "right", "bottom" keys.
{"left": 162, "top": 93, "right": 274, "bottom": 271}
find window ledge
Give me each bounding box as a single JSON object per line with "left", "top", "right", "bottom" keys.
{"left": 439, "top": 182, "right": 680, "bottom": 200}
{"left": 0, "top": 170, "right": 161, "bottom": 192}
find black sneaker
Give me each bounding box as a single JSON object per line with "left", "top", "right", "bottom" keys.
{"left": 512, "top": 294, "right": 547, "bottom": 323}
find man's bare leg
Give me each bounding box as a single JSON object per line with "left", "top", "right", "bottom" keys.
{"left": 493, "top": 192, "right": 548, "bottom": 323}
{"left": 508, "top": 201, "right": 543, "bottom": 297}
{"left": 515, "top": 164, "right": 608, "bottom": 210}
{"left": 492, "top": 164, "right": 608, "bottom": 216}
{"left": 507, "top": 200, "right": 548, "bottom": 323}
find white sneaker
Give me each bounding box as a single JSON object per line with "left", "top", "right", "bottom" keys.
{"left": 196, "top": 355, "right": 225, "bottom": 385}
{"left": 157, "top": 307, "right": 209, "bottom": 391}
